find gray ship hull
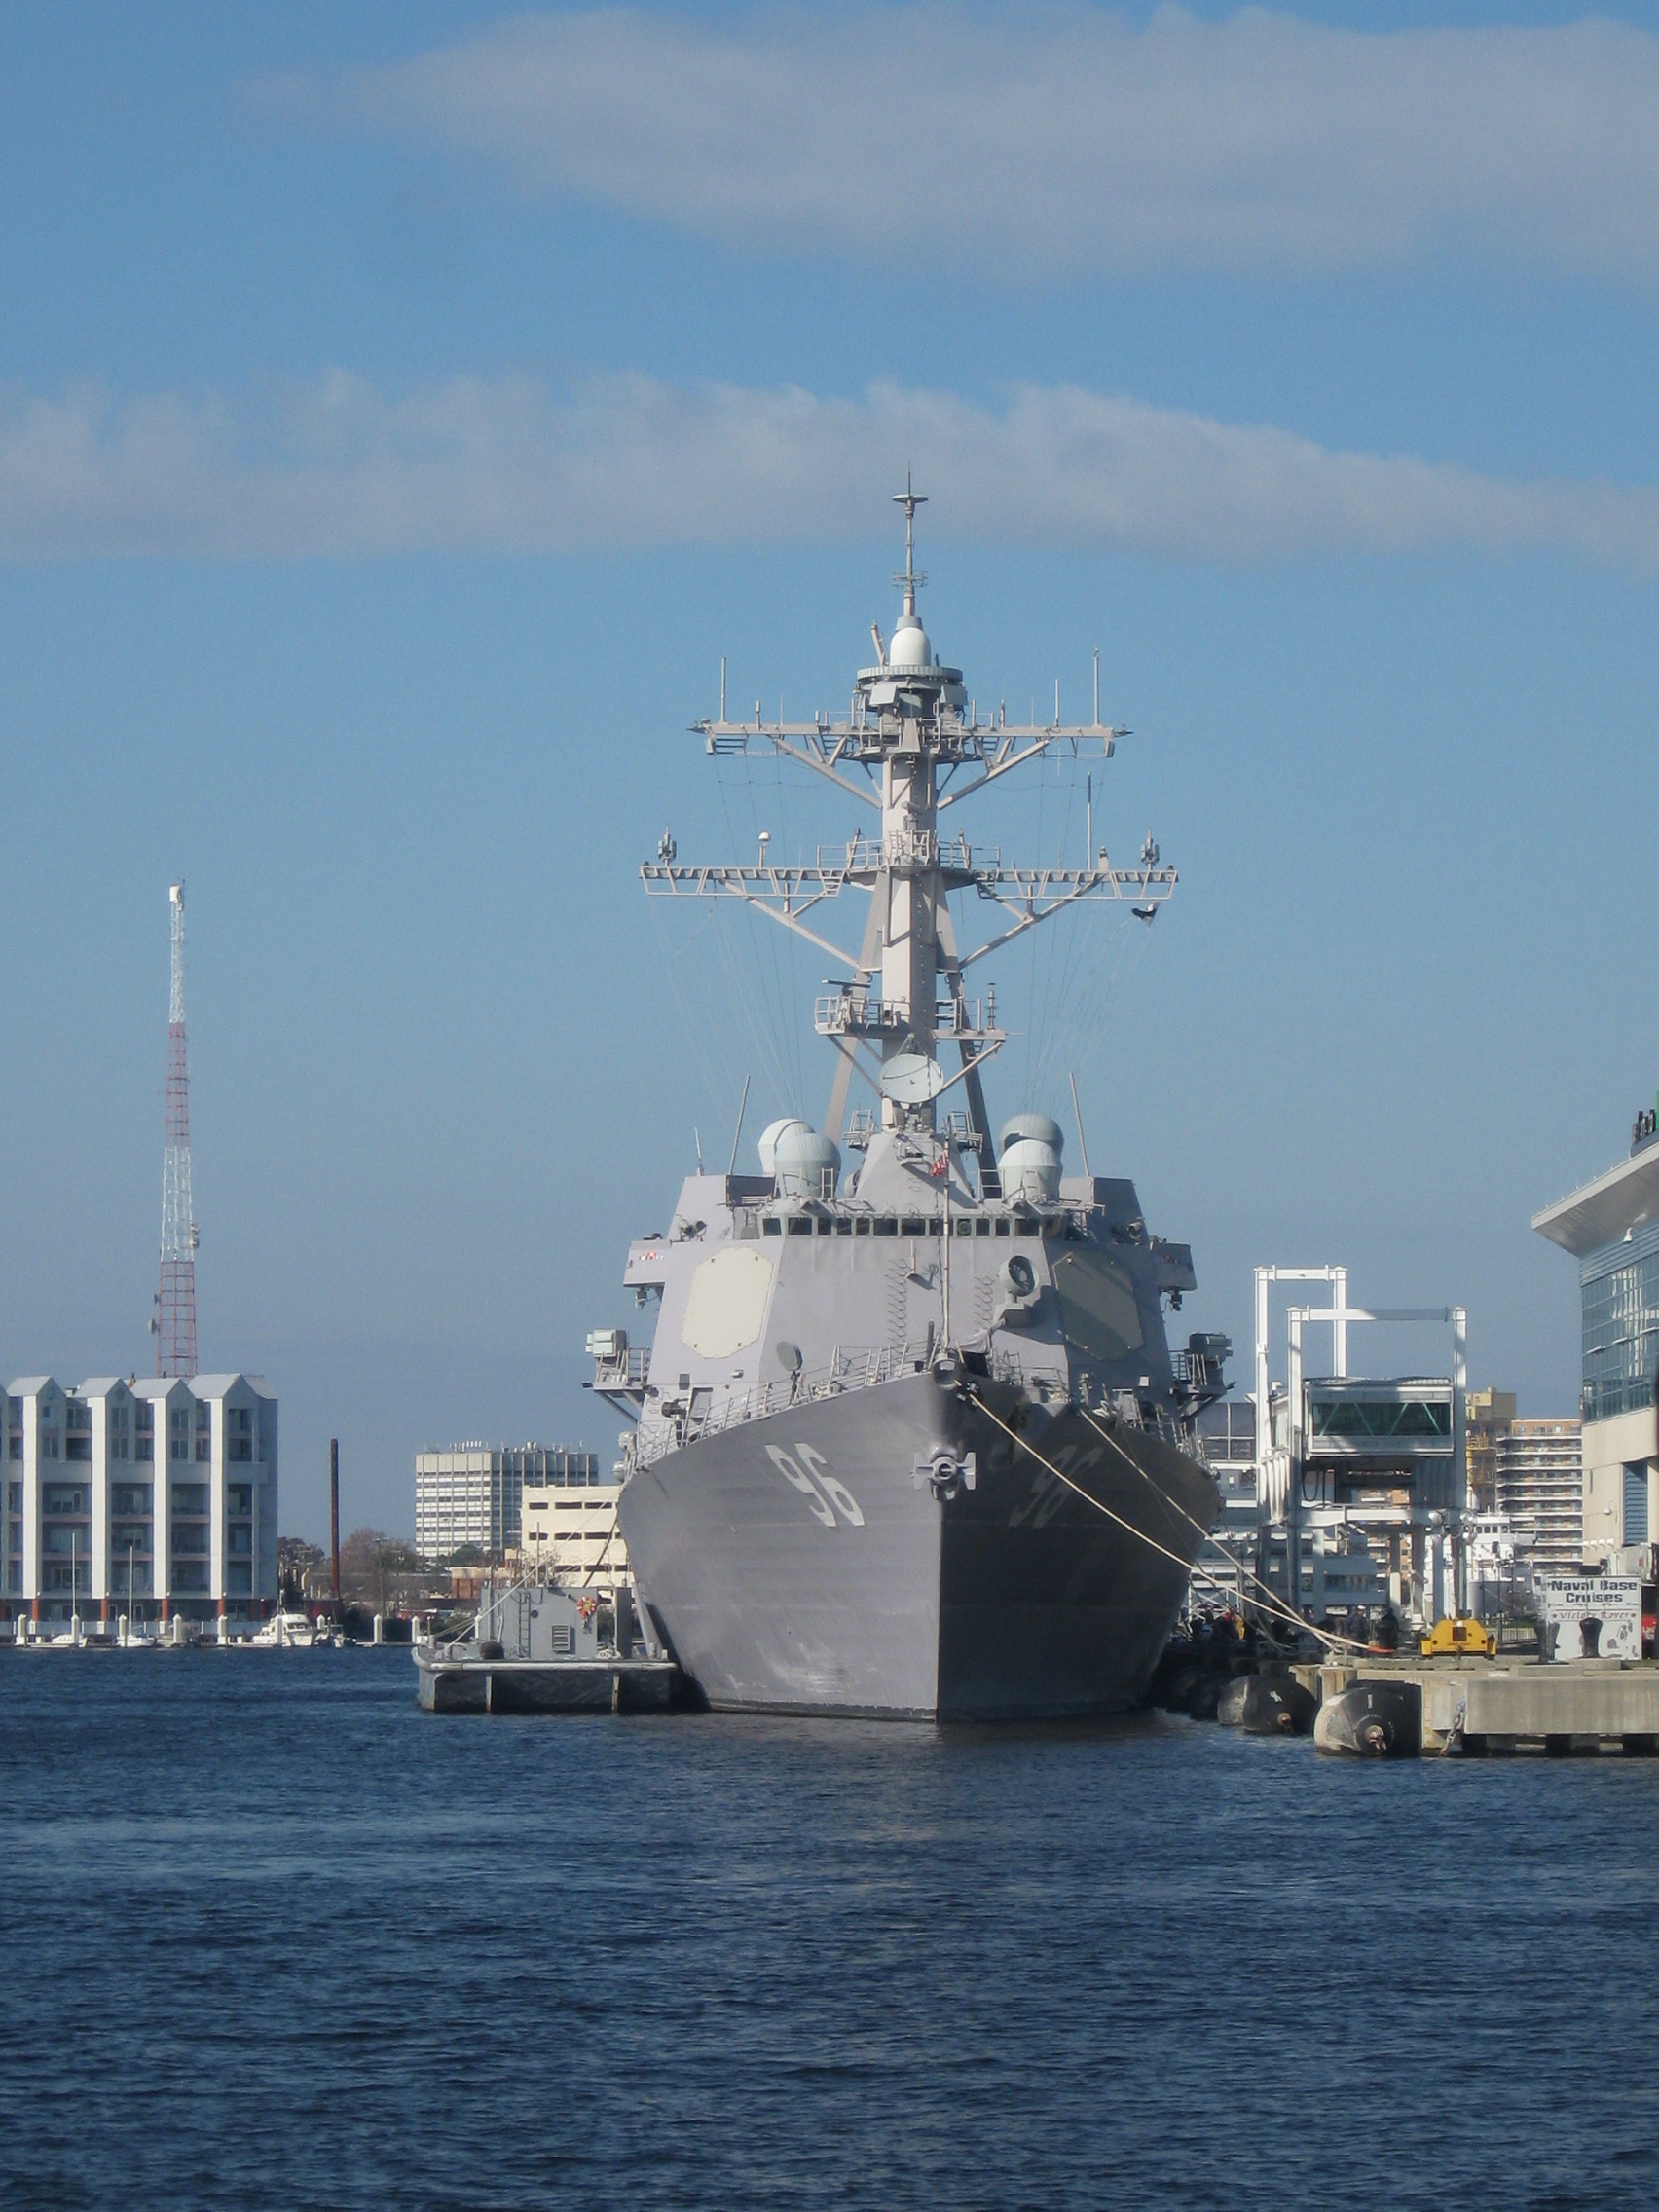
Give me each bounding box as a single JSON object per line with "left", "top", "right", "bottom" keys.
{"left": 617, "top": 1370, "right": 1218, "bottom": 1720}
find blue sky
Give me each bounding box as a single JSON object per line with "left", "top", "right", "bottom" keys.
{"left": 3, "top": 2, "right": 1657, "bottom": 1541}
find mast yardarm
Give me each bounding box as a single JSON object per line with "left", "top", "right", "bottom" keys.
{"left": 642, "top": 488, "right": 1177, "bottom": 1159}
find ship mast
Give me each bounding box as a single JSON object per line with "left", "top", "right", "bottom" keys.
{"left": 643, "top": 484, "right": 1177, "bottom": 1165}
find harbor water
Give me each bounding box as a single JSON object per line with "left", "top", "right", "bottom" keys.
{"left": 5, "top": 1652, "right": 1659, "bottom": 2209}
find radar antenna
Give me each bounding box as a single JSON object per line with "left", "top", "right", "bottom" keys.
{"left": 646, "top": 492, "right": 1176, "bottom": 1164}
{"left": 892, "top": 470, "right": 928, "bottom": 616}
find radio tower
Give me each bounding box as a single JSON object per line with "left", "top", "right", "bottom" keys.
{"left": 154, "top": 881, "right": 199, "bottom": 1377}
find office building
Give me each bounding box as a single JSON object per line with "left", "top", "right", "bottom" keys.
{"left": 415, "top": 1443, "right": 602, "bottom": 1565}
{"left": 1533, "top": 1114, "right": 1659, "bottom": 1567}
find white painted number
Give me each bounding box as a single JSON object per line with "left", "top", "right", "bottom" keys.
{"left": 766, "top": 1442, "right": 865, "bottom": 1530}
{"left": 796, "top": 1443, "right": 866, "bottom": 1528}
{"left": 766, "top": 1443, "right": 835, "bottom": 1527}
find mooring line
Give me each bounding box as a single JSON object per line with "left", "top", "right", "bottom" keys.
{"left": 1074, "top": 1404, "right": 1375, "bottom": 1656}
{"left": 968, "top": 1387, "right": 1368, "bottom": 1658}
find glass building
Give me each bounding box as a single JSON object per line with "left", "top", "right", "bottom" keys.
{"left": 1534, "top": 1121, "right": 1659, "bottom": 1568}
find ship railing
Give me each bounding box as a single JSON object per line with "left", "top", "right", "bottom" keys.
{"left": 822, "top": 831, "right": 973, "bottom": 876}
{"left": 633, "top": 1342, "right": 942, "bottom": 1467}
{"left": 592, "top": 1346, "right": 651, "bottom": 1393}
{"left": 629, "top": 1350, "right": 1218, "bottom": 1469}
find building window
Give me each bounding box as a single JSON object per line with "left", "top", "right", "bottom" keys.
{"left": 1624, "top": 1464, "right": 1649, "bottom": 1546}
{"left": 1581, "top": 1243, "right": 1659, "bottom": 1421}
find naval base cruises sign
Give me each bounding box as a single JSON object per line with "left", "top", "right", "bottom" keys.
{"left": 1541, "top": 1576, "right": 1641, "bottom": 1663}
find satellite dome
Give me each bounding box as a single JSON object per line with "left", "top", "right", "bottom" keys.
{"left": 999, "top": 1111, "right": 1065, "bottom": 1156}
{"left": 774, "top": 1126, "right": 841, "bottom": 1199}
{"left": 887, "top": 618, "right": 932, "bottom": 669}
{"left": 757, "top": 1117, "right": 812, "bottom": 1177}
{"left": 1000, "top": 1138, "right": 1062, "bottom": 1203}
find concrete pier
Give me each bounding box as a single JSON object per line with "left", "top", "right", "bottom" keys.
{"left": 1309, "top": 1656, "right": 1659, "bottom": 1752}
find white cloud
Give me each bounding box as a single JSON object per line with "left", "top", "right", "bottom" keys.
{"left": 2, "top": 370, "right": 1656, "bottom": 567}
{"left": 303, "top": 5, "right": 1659, "bottom": 281}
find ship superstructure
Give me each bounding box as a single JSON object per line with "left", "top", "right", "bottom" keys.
{"left": 594, "top": 487, "right": 1227, "bottom": 1718}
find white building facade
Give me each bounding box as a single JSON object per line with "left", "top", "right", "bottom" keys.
{"left": 4, "top": 1372, "right": 278, "bottom": 1627}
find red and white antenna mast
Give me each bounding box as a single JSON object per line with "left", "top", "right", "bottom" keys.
{"left": 154, "top": 880, "right": 199, "bottom": 1377}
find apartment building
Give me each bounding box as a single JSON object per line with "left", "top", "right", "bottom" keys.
{"left": 4, "top": 1372, "right": 278, "bottom": 1625}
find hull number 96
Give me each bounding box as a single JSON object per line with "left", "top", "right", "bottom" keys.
{"left": 766, "top": 1442, "right": 865, "bottom": 1530}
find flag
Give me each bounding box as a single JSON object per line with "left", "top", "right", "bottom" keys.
{"left": 928, "top": 1151, "right": 949, "bottom": 1179}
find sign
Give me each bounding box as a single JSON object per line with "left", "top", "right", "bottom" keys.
{"left": 1540, "top": 1576, "right": 1642, "bottom": 1663}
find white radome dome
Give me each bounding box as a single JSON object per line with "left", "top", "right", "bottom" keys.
{"left": 774, "top": 1126, "right": 841, "bottom": 1199}
{"left": 1000, "top": 1112, "right": 1065, "bottom": 1157}
{"left": 1000, "top": 1138, "right": 1062, "bottom": 1203}
{"left": 757, "top": 1117, "right": 812, "bottom": 1177}
{"left": 887, "top": 619, "right": 932, "bottom": 668}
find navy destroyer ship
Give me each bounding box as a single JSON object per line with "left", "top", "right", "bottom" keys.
{"left": 592, "top": 487, "right": 1227, "bottom": 1718}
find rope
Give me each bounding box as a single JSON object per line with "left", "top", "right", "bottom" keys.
{"left": 1074, "top": 1404, "right": 1377, "bottom": 1656}
{"left": 968, "top": 1388, "right": 1370, "bottom": 1657}
{"left": 968, "top": 1388, "right": 1245, "bottom": 1596}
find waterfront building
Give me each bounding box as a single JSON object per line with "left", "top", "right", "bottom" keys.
{"left": 1464, "top": 1388, "right": 1518, "bottom": 1514}
{"left": 1533, "top": 1116, "right": 1659, "bottom": 1568}
{"left": 1493, "top": 1419, "right": 1582, "bottom": 1580}
{"left": 520, "top": 1470, "right": 626, "bottom": 1582}
{"left": 414, "top": 1443, "right": 602, "bottom": 1565}
{"left": 4, "top": 1372, "right": 277, "bottom": 1625}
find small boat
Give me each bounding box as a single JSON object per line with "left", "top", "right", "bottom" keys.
{"left": 249, "top": 1609, "right": 317, "bottom": 1649}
